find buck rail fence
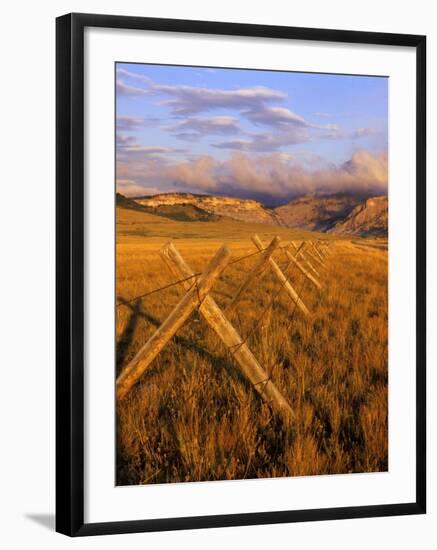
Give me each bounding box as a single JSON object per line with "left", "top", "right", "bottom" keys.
{"left": 116, "top": 237, "right": 333, "bottom": 424}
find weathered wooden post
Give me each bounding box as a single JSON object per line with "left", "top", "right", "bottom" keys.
{"left": 160, "top": 242, "right": 294, "bottom": 424}
{"left": 309, "top": 240, "right": 325, "bottom": 262}
{"left": 226, "top": 236, "right": 280, "bottom": 316}
{"left": 116, "top": 245, "right": 231, "bottom": 401}
{"left": 314, "top": 240, "right": 328, "bottom": 258}
{"left": 305, "top": 246, "right": 326, "bottom": 268}
{"left": 252, "top": 235, "right": 310, "bottom": 316}
{"left": 319, "top": 241, "right": 332, "bottom": 256}
{"left": 290, "top": 241, "right": 320, "bottom": 277}
{"left": 284, "top": 246, "right": 322, "bottom": 290}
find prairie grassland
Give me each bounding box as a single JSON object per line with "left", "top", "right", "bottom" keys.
{"left": 116, "top": 206, "right": 388, "bottom": 485}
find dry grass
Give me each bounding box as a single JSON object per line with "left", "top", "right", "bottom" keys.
{"left": 116, "top": 207, "right": 388, "bottom": 485}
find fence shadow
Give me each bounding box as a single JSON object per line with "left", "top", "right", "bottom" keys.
{"left": 116, "top": 297, "right": 252, "bottom": 392}
{"left": 116, "top": 298, "right": 142, "bottom": 368}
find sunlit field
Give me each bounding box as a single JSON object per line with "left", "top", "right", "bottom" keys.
{"left": 116, "top": 206, "right": 388, "bottom": 485}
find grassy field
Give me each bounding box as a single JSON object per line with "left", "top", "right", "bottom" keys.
{"left": 116, "top": 206, "right": 388, "bottom": 485}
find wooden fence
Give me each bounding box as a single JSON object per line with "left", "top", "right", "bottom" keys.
{"left": 116, "top": 237, "right": 333, "bottom": 424}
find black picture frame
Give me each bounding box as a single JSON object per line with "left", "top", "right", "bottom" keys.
{"left": 56, "top": 12, "right": 426, "bottom": 537}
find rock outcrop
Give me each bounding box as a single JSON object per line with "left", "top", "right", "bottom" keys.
{"left": 135, "top": 193, "right": 282, "bottom": 225}
{"left": 328, "top": 196, "right": 388, "bottom": 236}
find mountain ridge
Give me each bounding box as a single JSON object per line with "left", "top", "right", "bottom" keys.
{"left": 135, "top": 192, "right": 282, "bottom": 226}
{"left": 274, "top": 192, "right": 370, "bottom": 232}
{"left": 119, "top": 191, "right": 387, "bottom": 236}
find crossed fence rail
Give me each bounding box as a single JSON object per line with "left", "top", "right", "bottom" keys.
{"left": 116, "top": 236, "right": 333, "bottom": 424}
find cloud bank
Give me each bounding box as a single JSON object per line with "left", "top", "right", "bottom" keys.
{"left": 117, "top": 149, "right": 388, "bottom": 204}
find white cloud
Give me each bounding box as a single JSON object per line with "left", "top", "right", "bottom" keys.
{"left": 117, "top": 179, "right": 163, "bottom": 197}
{"left": 165, "top": 116, "right": 241, "bottom": 138}
{"left": 116, "top": 79, "right": 149, "bottom": 97}
{"left": 116, "top": 116, "right": 146, "bottom": 130}
{"left": 116, "top": 68, "right": 286, "bottom": 114}
{"left": 246, "top": 106, "right": 311, "bottom": 128}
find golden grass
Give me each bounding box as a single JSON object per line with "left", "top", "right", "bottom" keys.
{"left": 116, "top": 207, "right": 388, "bottom": 485}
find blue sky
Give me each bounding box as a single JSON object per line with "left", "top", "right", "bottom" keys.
{"left": 116, "top": 63, "right": 388, "bottom": 204}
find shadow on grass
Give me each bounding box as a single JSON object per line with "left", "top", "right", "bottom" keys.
{"left": 115, "top": 296, "right": 251, "bottom": 392}
{"left": 116, "top": 298, "right": 142, "bottom": 368}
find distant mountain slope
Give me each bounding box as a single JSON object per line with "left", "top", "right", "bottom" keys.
{"left": 274, "top": 193, "right": 365, "bottom": 231}
{"left": 116, "top": 192, "right": 147, "bottom": 212}
{"left": 119, "top": 191, "right": 388, "bottom": 236}
{"left": 116, "top": 192, "right": 219, "bottom": 222}
{"left": 135, "top": 193, "right": 282, "bottom": 226}
{"left": 328, "top": 196, "right": 388, "bottom": 236}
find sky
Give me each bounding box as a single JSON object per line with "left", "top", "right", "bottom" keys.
{"left": 116, "top": 63, "right": 388, "bottom": 206}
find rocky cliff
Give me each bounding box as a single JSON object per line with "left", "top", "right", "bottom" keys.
{"left": 328, "top": 196, "right": 388, "bottom": 236}
{"left": 274, "top": 193, "right": 365, "bottom": 231}
{"left": 135, "top": 193, "right": 282, "bottom": 225}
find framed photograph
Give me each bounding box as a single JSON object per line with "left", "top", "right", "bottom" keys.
{"left": 56, "top": 13, "right": 426, "bottom": 536}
